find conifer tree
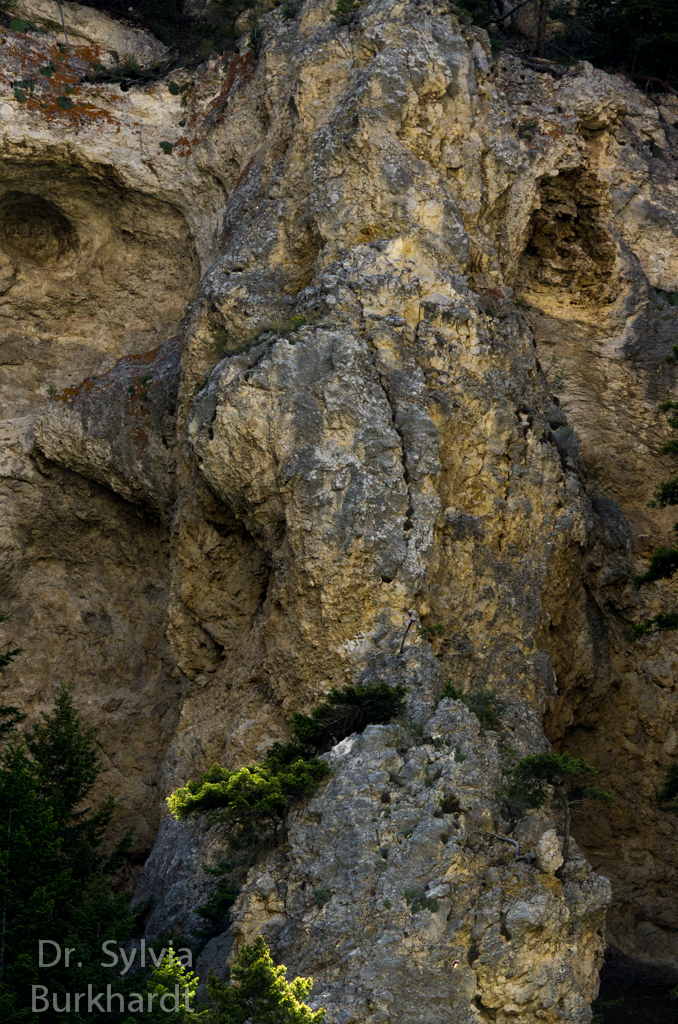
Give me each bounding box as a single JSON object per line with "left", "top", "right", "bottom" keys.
{"left": 123, "top": 947, "right": 213, "bottom": 1023}
{"left": 0, "top": 615, "right": 22, "bottom": 674}
{"left": 507, "top": 751, "right": 613, "bottom": 866}
{"left": 0, "top": 615, "right": 25, "bottom": 741}
{"left": 207, "top": 936, "right": 325, "bottom": 1024}
{"left": 0, "top": 685, "right": 134, "bottom": 1022}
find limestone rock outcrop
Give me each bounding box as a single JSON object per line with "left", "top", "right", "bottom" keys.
{"left": 0, "top": 0, "right": 677, "bottom": 1013}
{"left": 227, "top": 707, "right": 611, "bottom": 1024}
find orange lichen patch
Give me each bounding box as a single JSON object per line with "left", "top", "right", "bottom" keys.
{"left": 1, "top": 30, "right": 129, "bottom": 126}
{"left": 55, "top": 378, "right": 96, "bottom": 405}
{"left": 117, "top": 342, "right": 166, "bottom": 370}
{"left": 54, "top": 341, "right": 169, "bottom": 407}
{"left": 220, "top": 50, "right": 255, "bottom": 104}
{"left": 174, "top": 52, "right": 255, "bottom": 158}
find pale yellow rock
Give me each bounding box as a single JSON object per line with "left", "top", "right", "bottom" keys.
{"left": 536, "top": 829, "right": 564, "bottom": 875}
{"left": 0, "top": 0, "right": 676, "bottom": 1010}
{"left": 12, "top": 0, "right": 167, "bottom": 64}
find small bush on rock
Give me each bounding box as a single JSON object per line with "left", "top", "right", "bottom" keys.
{"left": 167, "top": 748, "right": 330, "bottom": 847}
{"left": 440, "top": 681, "right": 505, "bottom": 730}
{"left": 330, "top": 0, "right": 361, "bottom": 23}
{"left": 194, "top": 859, "right": 242, "bottom": 939}
{"left": 658, "top": 763, "right": 678, "bottom": 811}
{"left": 291, "top": 681, "right": 407, "bottom": 752}
{"left": 168, "top": 682, "right": 407, "bottom": 857}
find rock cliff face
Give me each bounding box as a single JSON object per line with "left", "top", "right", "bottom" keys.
{"left": 1, "top": 0, "right": 677, "bottom": 1015}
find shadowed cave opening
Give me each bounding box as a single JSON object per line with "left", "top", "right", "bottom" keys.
{"left": 514, "top": 168, "right": 617, "bottom": 307}
{"left": 597, "top": 949, "right": 678, "bottom": 1024}
{"left": 512, "top": 170, "right": 678, "bottom": 1022}
{"left": 0, "top": 191, "right": 79, "bottom": 266}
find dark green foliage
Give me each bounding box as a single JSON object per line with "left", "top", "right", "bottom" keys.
{"left": 314, "top": 889, "right": 332, "bottom": 908}
{"left": 56, "top": 96, "right": 74, "bottom": 110}
{"left": 122, "top": 948, "right": 212, "bottom": 1023}
{"left": 633, "top": 402, "right": 678, "bottom": 589}
{"left": 0, "top": 626, "right": 25, "bottom": 740}
{"left": 659, "top": 439, "right": 678, "bottom": 459}
{"left": 0, "top": 637, "right": 22, "bottom": 671}
{"left": 167, "top": 678, "right": 408, "bottom": 950}
{"left": 330, "top": 0, "right": 361, "bottom": 23}
{"left": 465, "top": 690, "right": 502, "bottom": 730}
{"left": 290, "top": 681, "right": 407, "bottom": 751}
{"left": 649, "top": 479, "right": 678, "bottom": 509}
{"left": 625, "top": 612, "right": 678, "bottom": 642}
{"left": 207, "top": 935, "right": 325, "bottom": 1024}
{"left": 79, "top": 0, "right": 255, "bottom": 75}
{"left": 658, "top": 763, "right": 678, "bottom": 810}
{"left": 0, "top": 685, "right": 135, "bottom": 1022}
{"left": 591, "top": 997, "right": 625, "bottom": 1024}
{"left": 439, "top": 681, "right": 504, "bottom": 730}
{"left": 507, "top": 751, "right": 613, "bottom": 866}
{"left": 168, "top": 680, "right": 406, "bottom": 911}
{"left": 0, "top": 707, "right": 26, "bottom": 741}
{"left": 403, "top": 889, "right": 439, "bottom": 914}
{"left": 555, "top": 0, "right": 678, "bottom": 90}
{"left": 25, "top": 687, "right": 126, "bottom": 867}
{"left": 632, "top": 545, "right": 678, "bottom": 586}
{"left": 509, "top": 751, "right": 602, "bottom": 799}
{"left": 418, "top": 623, "right": 450, "bottom": 640}
{"left": 195, "top": 861, "right": 242, "bottom": 940}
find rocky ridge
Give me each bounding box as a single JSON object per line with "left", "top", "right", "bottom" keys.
{"left": 0, "top": 0, "right": 677, "bottom": 1015}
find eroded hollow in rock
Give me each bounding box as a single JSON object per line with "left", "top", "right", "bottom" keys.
{"left": 0, "top": 159, "right": 201, "bottom": 423}
{"left": 0, "top": 191, "right": 78, "bottom": 266}
{"left": 514, "top": 168, "right": 617, "bottom": 307}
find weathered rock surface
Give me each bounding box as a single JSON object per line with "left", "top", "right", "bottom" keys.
{"left": 13, "top": 0, "right": 167, "bottom": 64}
{"left": 227, "top": 708, "right": 611, "bottom": 1024}
{"left": 1, "top": 0, "right": 677, "bottom": 1012}
{"left": 36, "top": 336, "right": 181, "bottom": 519}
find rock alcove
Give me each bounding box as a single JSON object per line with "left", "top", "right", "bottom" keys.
{"left": 0, "top": 156, "right": 201, "bottom": 861}
{"left": 0, "top": 191, "right": 78, "bottom": 266}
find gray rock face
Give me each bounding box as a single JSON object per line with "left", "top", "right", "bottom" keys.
{"left": 36, "top": 337, "right": 181, "bottom": 520}
{"left": 226, "top": 706, "right": 610, "bottom": 1024}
